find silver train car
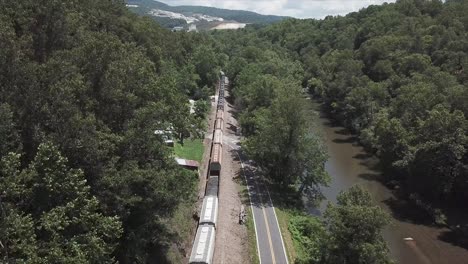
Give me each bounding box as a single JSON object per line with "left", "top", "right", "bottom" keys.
{"left": 199, "top": 195, "right": 218, "bottom": 227}
{"left": 189, "top": 224, "right": 216, "bottom": 264}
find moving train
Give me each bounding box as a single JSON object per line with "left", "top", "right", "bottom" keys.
{"left": 189, "top": 73, "right": 227, "bottom": 264}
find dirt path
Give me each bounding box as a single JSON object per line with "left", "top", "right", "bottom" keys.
{"left": 212, "top": 90, "right": 249, "bottom": 264}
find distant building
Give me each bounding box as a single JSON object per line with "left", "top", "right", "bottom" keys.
{"left": 172, "top": 26, "right": 184, "bottom": 32}
{"left": 188, "top": 24, "right": 198, "bottom": 32}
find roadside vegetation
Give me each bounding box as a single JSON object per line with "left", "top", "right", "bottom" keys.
{"left": 284, "top": 186, "right": 391, "bottom": 264}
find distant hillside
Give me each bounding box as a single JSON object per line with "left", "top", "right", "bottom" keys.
{"left": 126, "top": 0, "right": 289, "bottom": 28}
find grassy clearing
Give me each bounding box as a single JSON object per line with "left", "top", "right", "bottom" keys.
{"left": 174, "top": 138, "right": 204, "bottom": 162}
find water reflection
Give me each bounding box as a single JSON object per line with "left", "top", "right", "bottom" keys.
{"left": 305, "top": 100, "right": 468, "bottom": 264}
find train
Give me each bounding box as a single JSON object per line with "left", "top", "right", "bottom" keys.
{"left": 189, "top": 72, "right": 227, "bottom": 264}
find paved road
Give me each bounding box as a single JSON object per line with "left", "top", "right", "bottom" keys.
{"left": 223, "top": 95, "right": 288, "bottom": 263}
{"left": 237, "top": 154, "right": 289, "bottom": 264}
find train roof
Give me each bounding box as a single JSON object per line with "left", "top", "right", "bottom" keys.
{"left": 211, "top": 143, "right": 222, "bottom": 165}
{"left": 213, "top": 130, "right": 223, "bottom": 145}
{"left": 200, "top": 196, "right": 218, "bottom": 226}
{"left": 189, "top": 224, "right": 215, "bottom": 264}
{"left": 205, "top": 176, "right": 219, "bottom": 197}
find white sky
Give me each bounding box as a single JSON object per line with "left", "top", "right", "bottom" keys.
{"left": 159, "top": 0, "right": 397, "bottom": 19}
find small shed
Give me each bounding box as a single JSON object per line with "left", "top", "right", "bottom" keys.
{"left": 175, "top": 158, "right": 200, "bottom": 171}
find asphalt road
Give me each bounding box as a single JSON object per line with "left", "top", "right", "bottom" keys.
{"left": 222, "top": 89, "right": 288, "bottom": 264}
{"left": 239, "top": 156, "right": 289, "bottom": 264}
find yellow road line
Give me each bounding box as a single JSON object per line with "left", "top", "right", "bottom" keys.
{"left": 261, "top": 204, "right": 276, "bottom": 264}
{"left": 254, "top": 179, "right": 276, "bottom": 264}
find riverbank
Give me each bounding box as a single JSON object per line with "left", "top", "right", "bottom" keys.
{"left": 307, "top": 99, "right": 468, "bottom": 264}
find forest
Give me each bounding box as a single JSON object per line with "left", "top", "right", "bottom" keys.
{"left": 1, "top": 0, "right": 467, "bottom": 263}
{"left": 0, "top": 0, "right": 223, "bottom": 263}
{"left": 255, "top": 0, "right": 468, "bottom": 225}
{"left": 211, "top": 0, "right": 468, "bottom": 262}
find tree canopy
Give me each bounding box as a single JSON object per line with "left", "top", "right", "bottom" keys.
{"left": 0, "top": 0, "right": 221, "bottom": 262}
{"left": 247, "top": 0, "right": 468, "bottom": 221}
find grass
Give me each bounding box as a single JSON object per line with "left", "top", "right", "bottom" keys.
{"left": 166, "top": 198, "right": 197, "bottom": 263}
{"left": 174, "top": 138, "right": 204, "bottom": 162}
{"left": 274, "top": 207, "right": 297, "bottom": 264}
{"left": 246, "top": 207, "right": 260, "bottom": 264}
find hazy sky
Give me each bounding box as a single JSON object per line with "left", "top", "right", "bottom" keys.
{"left": 159, "top": 0, "right": 396, "bottom": 19}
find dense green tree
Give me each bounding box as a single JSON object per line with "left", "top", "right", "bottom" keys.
{"left": 243, "top": 82, "right": 329, "bottom": 192}
{"left": 0, "top": 104, "right": 20, "bottom": 157}
{"left": 288, "top": 215, "right": 328, "bottom": 264}
{"left": 0, "top": 0, "right": 215, "bottom": 262}
{"left": 0, "top": 142, "right": 122, "bottom": 263}
{"left": 324, "top": 186, "right": 392, "bottom": 264}
{"left": 247, "top": 0, "right": 468, "bottom": 221}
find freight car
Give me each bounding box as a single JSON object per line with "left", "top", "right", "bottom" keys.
{"left": 199, "top": 196, "right": 218, "bottom": 227}
{"left": 209, "top": 143, "right": 222, "bottom": 176}
{"left": 205, "top": 176, "right": 219, "bottom": 196}
{"left": 189, "top": 224, "right": 216, "bottom": 264}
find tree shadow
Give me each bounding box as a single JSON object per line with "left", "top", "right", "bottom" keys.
{"left": 229, "top": 149, "right": 309, "bottom": 212}
{"left": 438, "top": 228, "right": 468, "bottom": 250}
{"left": 335, "top": 128, "right": 351, "bottom": 135}
{"left": 353, "top": 152, "right": 373, "bottom": 160}
{"left": 323, "top": 120, "right": 342, "bottom": 128}
{"left": 383, "top": 197, "right": 433, "bottom": 225}
{"left": 358, "top": 173, "right": 381, "bottom": 182}
{"left": 227, "top": 109, "right": 239, "bottom": 119}
{"left": 226, "top": 122, "right": 238, "bottom": 134}
{"left": 332, "top": 136, "right": 358, "bottom": 144}
{"left": 225, "top": 94, "right": 235, "bottom": 105}
{"left": 357, "top": 159, "right": 382, "bottom": 172}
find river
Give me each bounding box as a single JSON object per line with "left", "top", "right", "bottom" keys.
{"left": 306, "top": 99, "right": 468, "bottom": 264}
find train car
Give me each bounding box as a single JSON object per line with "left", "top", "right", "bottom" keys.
{"left": 210, "top": 143, "right": 222, "bottom": 176}
{"left": 215, "top": 117, "right": 224, "bottom": 131}
{"left": 206, "top": 176, "right": 219, "bottom": 196}
{"left": 213, "top": 129, "right": 223, "bottom": 145}
{"left": 216, "top": 110, "right": 224, "bottom": 121}
{"left": 199, "top": 195, "right": 218, "bottom": 227}
{"left": 189, "top": 224, "right": 216, "bottom": 264}
{"left": 217, "top": 88, "right": 225, "bottom": 109}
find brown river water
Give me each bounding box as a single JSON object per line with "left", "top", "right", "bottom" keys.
{"left": 306, "top": 100, "right": 468, "bottom": 264}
